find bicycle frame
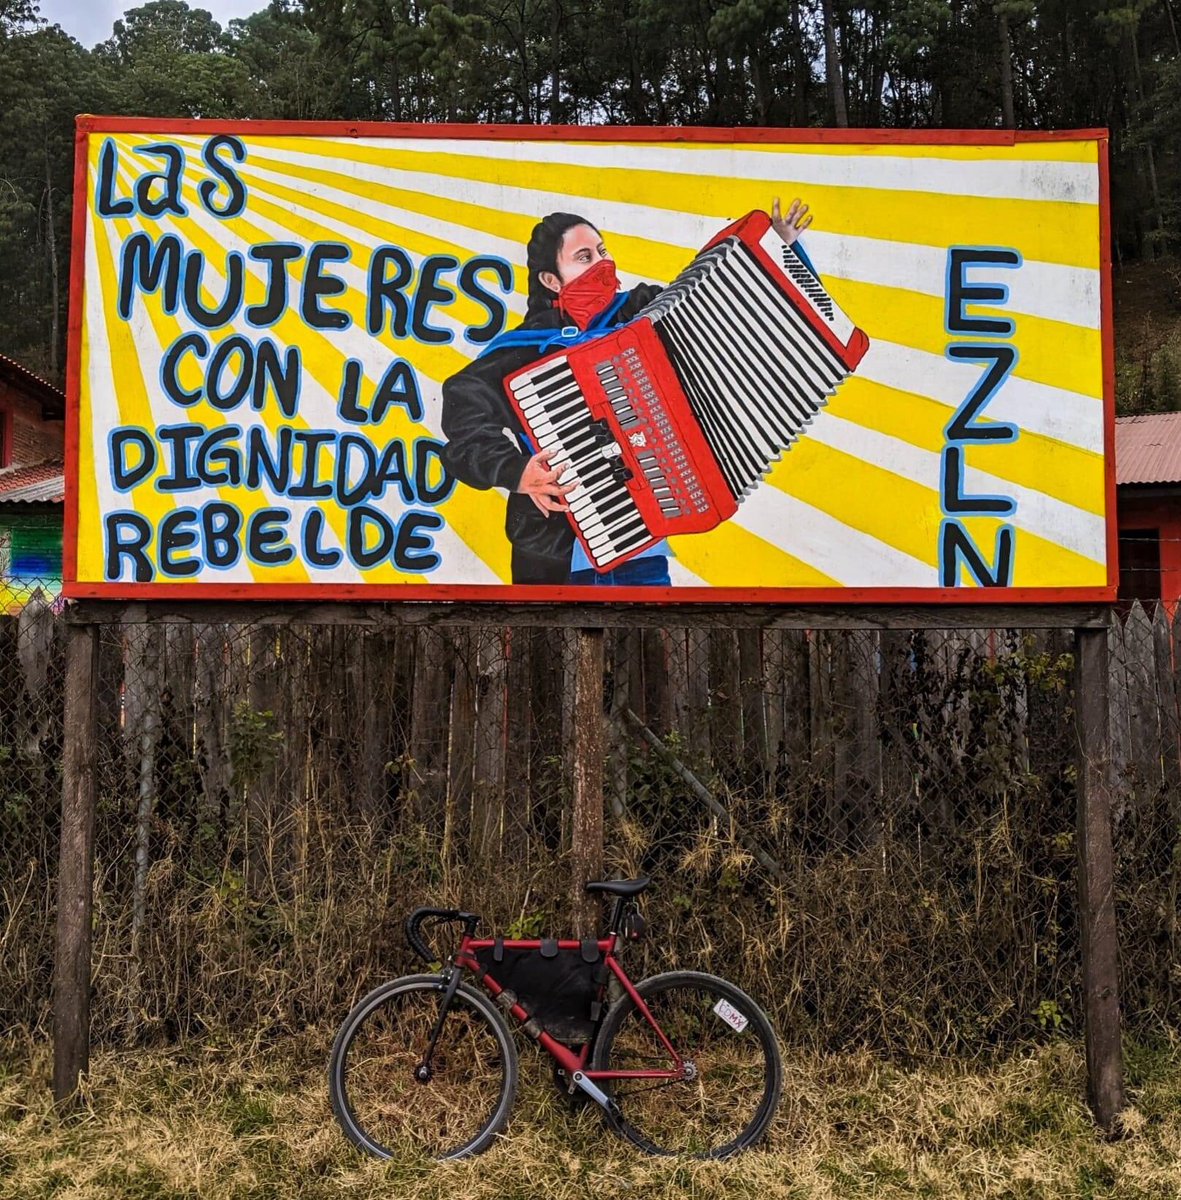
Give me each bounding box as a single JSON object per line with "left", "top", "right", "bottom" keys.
{"left": 452, "top": 934, "right": 685, "bottom": 1096}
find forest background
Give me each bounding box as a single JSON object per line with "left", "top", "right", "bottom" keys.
{"left": 1, "top": 0, "right": 1180, "bottom": 411}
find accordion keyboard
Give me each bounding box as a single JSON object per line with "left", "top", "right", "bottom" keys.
{"left": 510, "top": 323, "right": 736, "bottom": 569}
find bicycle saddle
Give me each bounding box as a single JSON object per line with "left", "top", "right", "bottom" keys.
{"left": 584, "top": 877, "right": 650, "bottom": 897}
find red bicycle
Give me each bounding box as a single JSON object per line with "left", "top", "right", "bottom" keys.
{"left": 328, "top": 878, "right": 782, "bottom": 1159}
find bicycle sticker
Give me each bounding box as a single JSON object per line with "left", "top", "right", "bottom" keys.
{"left": 712, "top": 998, "right": 749, "bottom": 1032}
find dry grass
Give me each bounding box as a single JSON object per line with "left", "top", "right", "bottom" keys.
{"left": 3, "top": 1032, "right": 1181, "bottom": 1199}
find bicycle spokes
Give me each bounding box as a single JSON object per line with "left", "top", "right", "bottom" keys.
{"left": 600, "top": 979, "right": 777, "bottom": 1156}
{"left": 341, "top": 987, "right": 508, "bottom": 1157}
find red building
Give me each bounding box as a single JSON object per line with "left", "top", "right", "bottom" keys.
{"left": 1116, "top": 412, "right": 1181, "bottom": 609}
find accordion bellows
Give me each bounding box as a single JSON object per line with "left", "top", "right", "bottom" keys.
{"left": 505, "top": 211, "right": 870, "bottom": 573}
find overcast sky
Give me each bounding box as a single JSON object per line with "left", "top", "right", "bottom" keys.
{"left": 38, "top": 0, "right": 267, "bottom": 47}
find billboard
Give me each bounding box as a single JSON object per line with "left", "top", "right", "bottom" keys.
{"left": 66, "top": 119, "right": 1114, "bottom": 603}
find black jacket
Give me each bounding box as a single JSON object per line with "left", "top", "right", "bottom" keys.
{"left": 440, "top": 285, "right": 662, "bottom": 580}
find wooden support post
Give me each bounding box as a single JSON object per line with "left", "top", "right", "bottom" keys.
{"left": 53, "top": 622, "right": 100, "bottom": 1107}
{"left": 1074, "top": 624, "right": 1125, "bottom": 1131}
{"left": 571, "top": 628, "right": 605, "bottom": 936}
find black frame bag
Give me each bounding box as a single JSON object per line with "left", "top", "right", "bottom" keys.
{"left": 474, "top": 937, "right": 605, "bottom": 1044}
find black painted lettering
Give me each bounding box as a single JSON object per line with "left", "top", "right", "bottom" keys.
{"left": 945, "top": 345, "right": 1019, "bottom": 441}
{"left": 196, "top": 425, "right": 242, "bottom": 487}
{"left": 374, "top": 439, "right": 414, "bottom": 504}
{"left": 110, "top": 428, "right": 156, "bottom": 490}
{"left": 459, "top": 256, "right": 512, "bottom": 344}
{"left": 96, "top": 139, "right": 134, "bottom": 217}
{"left": 206, "top": 336, "right": 254, "bottom": 410}
{"left": 118, "top": 233, "right": 183, "bottom": 320}
{"left": 939, "top": 521, "right": 1014, "bottom": 587}
{"left": 337, "top": 359, "right": 367, "bottom": 424}
{"left": 940, "top": 446, "right": 1016, "bottom": 515}
{"left": 203, "top": 502, "right": 243, "bottom": 569}
{"left": 414, "top": 438, "right": 456, "bottom": 505}
{"left": 393, "top": 511, "right": 443, "bottom": 572}
{"left": 156, "top": 424, "right": 205, "bottom": 492}
{"left": 183, "top": 249, "right": 244, "bottom": 329}
{"left": 253, "top": 339, "right": 300, "bottom": 418}
{"left": 245, "top": 425, "right": 293, "bottom": 492}
{"left": 247, "top": 244, "right": 303, "bottom": 326}
{"left": 301, "top": 242, "right": 350, "bottom": 330}
{"left": 247, "top": 508, "right": 295, "bottom": 566}
{"left": 304, "top": 509, "right": 342, "bottom": 568}
{"left": 367, "top": 246, "right": 413, "bottom": 337}
{"left": 134, "top": 142, "right": 187, "bottom": 219}
{"left": 946, "top": 247, "right": 1020, "bottom": 337}
{"left": 347, "top": 505, "right": 395, "bottom": 568}
{"left": 104, "top": 513, "right": 153, "bottom": 582}
{"left": 337, "top": 433, "right": 378, "bottom": 506}
{"left": 411, "top": 254, "right": 458, "bottom": 344}
{"left": 371, "top": 359, "right": 423, "bottom": 423}
{"left": 198, "top": 135, "right": 247, "bottom": 219}
{"left": 160, "top": 332, "right": 208, "bottom": 406}
{"left": 288, "top": 430, "right": 335, "bottom": 498}
{"left": 159, "top": 508, "right": 201, "bottom": 576}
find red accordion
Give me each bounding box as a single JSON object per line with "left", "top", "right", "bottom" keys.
{"left": 505, "top": 211, "right": 870, "bottom": 572}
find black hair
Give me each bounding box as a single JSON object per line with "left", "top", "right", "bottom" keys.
{"left": 525, "top": 212, "right": 600, "bottom": 316}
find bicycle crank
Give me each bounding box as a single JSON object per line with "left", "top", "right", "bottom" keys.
{"left": 570, "top": 1071, "right": 617, "bottom": 1114}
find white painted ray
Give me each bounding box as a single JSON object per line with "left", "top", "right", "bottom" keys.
{"left": 83, "top": 209, "right": 127, "bottom": 524}
{"left": 809, "top": 412, "right": 1106, "bottom": 563}
{"left": 803, "top": 231, "right": 1100, "bottom": 329}
{"left": 732, "top": 484, "right": 937, "bottom": 587}
{"left": 210, "top": 134, "right": 1101, "bottom": 206}
{"left": 226, "top": 153, "right": 648, "bottom": 301}
{"left": 858, "top": 340, "right": 1104, "bottom": 453}
{"left": 237, "top": 145, "right": 1099, "bottom": 331}
{"left": 666, "top": 557, "right": 706, "bottom": 587}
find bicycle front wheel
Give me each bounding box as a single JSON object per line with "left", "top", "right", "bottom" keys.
{"left": 328, "top": 974, "right": 518, "bottom": 1160}
{"left": 591, "top": 970, "right": 782, "bottom": 1157}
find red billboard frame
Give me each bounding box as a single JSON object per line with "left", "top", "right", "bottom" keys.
{"left": 64, "top": 117, "right": 1117, "bottom": 605}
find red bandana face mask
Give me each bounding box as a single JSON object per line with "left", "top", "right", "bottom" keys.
{"left": 556, "top": 258, "right": 620, "bottom": 329}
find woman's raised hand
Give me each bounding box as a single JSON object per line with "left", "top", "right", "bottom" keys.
{"left": 771, "top": 196, "right": 812, "bottom": 245}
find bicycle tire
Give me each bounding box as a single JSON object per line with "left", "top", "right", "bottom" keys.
{"left": 328, "top": 973, "right": 518, "bottom": 1160}
{"left": 590, "top": 970, "right": 782, "bottom": 1157}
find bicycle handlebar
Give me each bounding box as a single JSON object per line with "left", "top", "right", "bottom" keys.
{"left": 405, "top": 907, "right": 477, "bottom": 963}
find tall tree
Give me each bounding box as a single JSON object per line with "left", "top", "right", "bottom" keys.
{"left": 821, "top": 0, "right": 850, "bottom": 124}
{"left": 0, "top": 23, "right": 105, "bottom": 378}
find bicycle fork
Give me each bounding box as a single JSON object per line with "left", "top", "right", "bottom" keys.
{"left": 414, "top": 969, "right": 617, "bottom": 1113}
{"left": 413, "top": 966, "right": 464, "bottom": 1083}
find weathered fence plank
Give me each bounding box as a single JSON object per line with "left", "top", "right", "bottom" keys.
{"left": 571, "top": 629, "right": 605, "bottom": 936}
{"left": 471, "top": 629, "right": 507, "bottom": 865}
{"left": 1124, "top": 602, "right": 1160, "bottom": 802}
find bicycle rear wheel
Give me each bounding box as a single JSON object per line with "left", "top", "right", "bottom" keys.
{"left": 328, "top": 974, "right": 517, "bottom": 1160}
{"left": 591, "top": 970, "right": 781, "bottom": 1157}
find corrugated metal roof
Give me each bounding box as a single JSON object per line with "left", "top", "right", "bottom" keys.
{"left": 1116, "top": 413, "right": 1181, "bottom": 485}
{"left": 0, "top": 459, "right": 64, "bottom": 503}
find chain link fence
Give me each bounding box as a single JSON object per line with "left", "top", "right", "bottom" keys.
{"left": 1, "top": 603, "right": 1178, "bottom": 1059}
